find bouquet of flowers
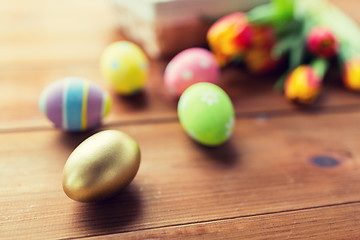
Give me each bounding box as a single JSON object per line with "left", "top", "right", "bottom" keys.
{"left": 207, "top": 0, "right": 360, "bottom": 105}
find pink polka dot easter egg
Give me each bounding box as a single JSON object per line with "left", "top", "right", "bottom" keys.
{"left": 164, "top": 48, "right": 220, "bottom": 97}
{"left": 39, "top": 77, "right": 112, "bottom": 132}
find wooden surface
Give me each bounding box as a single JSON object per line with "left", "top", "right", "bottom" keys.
{"left": 1, "top": 0, "right": 360, "bottom": 239}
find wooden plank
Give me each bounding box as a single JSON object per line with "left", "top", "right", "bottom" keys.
{"left": 1, "top": 110, "right": 360, "bottom": 239}
{"left": 0, "top": 0, "right": 118, "bottom": 66}
{"left": 1, "top": 64, "right": 360, "bottom": 130}
{"left": 95, "top": 203, "right": 360, "bottom": 240}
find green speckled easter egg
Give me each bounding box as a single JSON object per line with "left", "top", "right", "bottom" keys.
{"left": 178, "top": 82, "right": 235, "bottom": 146}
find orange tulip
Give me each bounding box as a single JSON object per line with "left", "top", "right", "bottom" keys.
{"left": 244, "top": 46, "right": 281, "bottom": 74}
{"left": 207, "top": 12, "right": 252, "bottom": 66}
{"left": 343, "top": 58, "right": 360, "bottom": 91}
{"left": 249, "top": 25, "right": 277, "bottom": 49}
{"left": 243, "top": 25, "right": 280, "bottom": 74}
{"left": 284, "top": 65, "right": 322, "bottom": 105}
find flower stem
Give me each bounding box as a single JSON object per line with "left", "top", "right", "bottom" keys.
{"left": 274, "top": 70, "right": 290, "bottom": 92}
{"left": 311, "top": 58, "right": 328, "bottom": 78}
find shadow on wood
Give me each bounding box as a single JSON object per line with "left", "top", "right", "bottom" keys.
{"left": 57, "top": 130, "right": 100, "bottom": 151}
{"left": 195, "top": 140, "right": 240, "bottom": 168}
{"left": 76, "top": 184, "right": 142, "bottom": 234}
{"left": 115, "top": 90, "right": 149, "bottom": 111}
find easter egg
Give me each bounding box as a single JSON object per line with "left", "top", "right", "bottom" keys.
{"left": 62, "top": 130, "right": 141, "bottom": 202}
{"left": 164, "top": 48, "right": 220, "bottom": 97}
{"left": 178, "top": 82, "right": 235, "bottom": 146}
{"left": 100, "top": 41, "right": 149, "bottom": 95}
{"left": 39, "top": 77, "right": 112, "bottom": 132}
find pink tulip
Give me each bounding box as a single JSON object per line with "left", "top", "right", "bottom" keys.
{"left": 307, "top": 26, "right": 338, "bottom": 58}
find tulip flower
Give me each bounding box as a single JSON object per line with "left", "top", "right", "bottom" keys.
{"left": 343, "top": 58, "right": 360, "bottom": 91}
{"left": 249, "top": 25, "right": 277, "bottom": 48}
{"left": 285, "top": 58, "right": 328, "bottom": 105}
{"left": 207, "top": 12, "right": 252, "bottom": 66}
{"left": 244, "top": 46, "right": 281, "bottom": 74}
{"left": 307, "top": 26, "right": 338, "bottom": 58}
{"left": 244, "top": 25, "right": 280, "bottom": 74}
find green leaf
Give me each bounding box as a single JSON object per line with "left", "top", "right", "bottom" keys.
{"left": 275, "top": 19, "right": 302, "bottom": 37}
{"left": 274, "top": 0, "right": 295, "bottom": 21}
{"left": 296, "top": 0, "right": 360, "bottom": 58}
{"left": 272, "top": 32, "right": 298, "bottom": 58}
{"left": 338, "top": 42, "right": 353, "bottom": 63}
{"left": 274, "top": 70, "right": 291, "bottom": 92}
{"left": 289, "top": 44, "right": 304, "bottom": 70}
{"left": 247, "top": 0, "right": 295, "bottom": 26}
{"left": 288, "top": 29, "right": 306, "bottom": 69}
{"left": 310, "top": 58, "right": 329, "bottom": 78}
{"left": 247, "top": 3, "right": 277, "bottom": 24}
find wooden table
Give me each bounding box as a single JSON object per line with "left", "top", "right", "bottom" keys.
{"left": 2, "top": 0, "right": 360, "bottom": 239}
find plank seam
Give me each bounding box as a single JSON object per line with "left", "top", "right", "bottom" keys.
{"left": 2, "top": 103, "right": 360, "bottom": 134}
{"left": 59, "top": 200, "right": 360, "bottom": 240}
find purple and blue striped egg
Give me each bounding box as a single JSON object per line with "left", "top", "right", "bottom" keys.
{"left": 39, "top": 77, "right": 112, "bottom": 132}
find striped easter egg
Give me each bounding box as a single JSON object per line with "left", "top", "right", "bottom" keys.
{"left": 39, "top": 77, "right": 112, "bottom": 131}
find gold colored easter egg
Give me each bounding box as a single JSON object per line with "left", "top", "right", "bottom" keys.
{"left": 62, "top": 130, "right": 141, "bottom": 202}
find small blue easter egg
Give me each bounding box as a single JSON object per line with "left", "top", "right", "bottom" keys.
{"left": 39, "top": 77, "right": 112, "bottom": 131}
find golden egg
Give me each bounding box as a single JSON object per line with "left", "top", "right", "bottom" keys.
{"left": 62, "top": 130, "right": 140, "bottom": 202}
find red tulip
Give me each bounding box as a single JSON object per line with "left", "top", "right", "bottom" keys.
{"left": 307, "top": 26, "right": 338, "bottom": 58}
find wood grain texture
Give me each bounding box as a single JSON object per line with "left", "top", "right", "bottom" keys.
{"left": 0, "top": 0, "right": 360, "bottom": 131}
{"left": 1, "top": 111, "right": 360, "bottom": 239}
{"left": 1, "top": 0, "right": 360, "bottom": 239}
{"left": 0, "top": 0, "right": 117, "bottom": 66}
{"left": 1, "top": 64, "right": 360, "bottom": 131}
{"left": 94, "top": 203, "right": 360, "bottom": 240}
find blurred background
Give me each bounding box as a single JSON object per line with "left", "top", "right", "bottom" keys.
{"left": 0, "top": 0, "right": 270, "bottom": 67}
